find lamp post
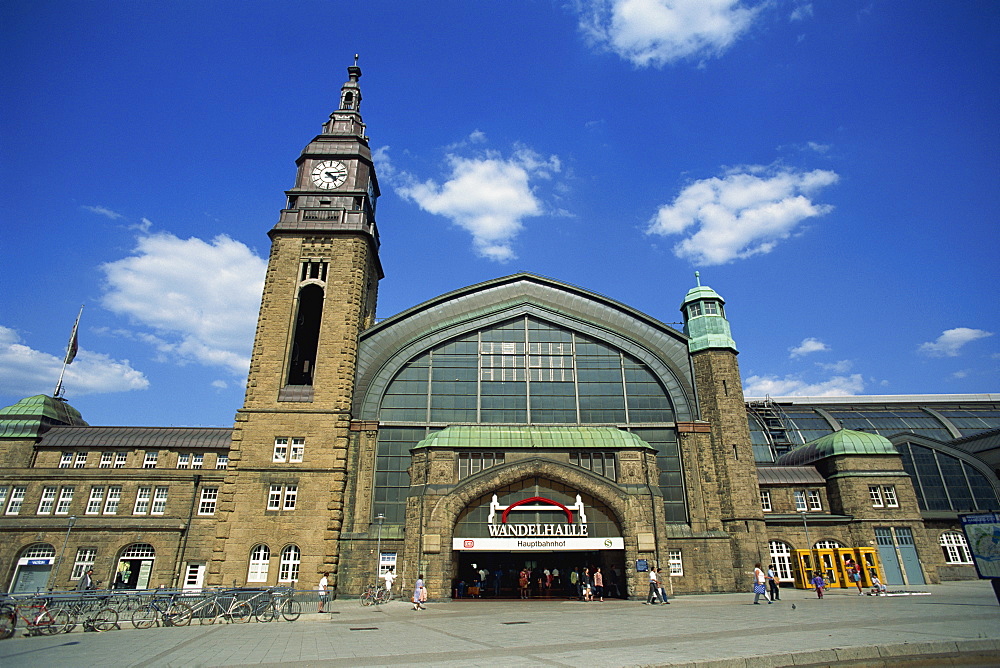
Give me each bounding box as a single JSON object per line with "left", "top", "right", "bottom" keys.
{"left": 55, "top": 515, "right": 77, "bottom": 589}
{"left": 800, "top": 512, "right": 819, "bottom": 583}
{"left": 374, "top": 513, "right": 385, "bottom": 605}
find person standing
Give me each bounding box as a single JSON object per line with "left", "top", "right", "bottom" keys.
{"left": 518, "top": 568, "right": 530, "bottom": 599}
{"left": 381, "top": 567, "right": 396, "bottom": 593}
{"left": 593, "top": 567, "right": 604, "bottom": 602}
{"left": 581, "top": 567, "right": 592, "bottom": 601}
{"left": 656, "top": 568, "right": 670, "bottom": 604}
{"left": 811, "top": 571, "right": 826, "bottom": 598}
{"left": 847, "top": 559, "right": 864, "bottom": 595}
{"left": 752, "top": 563, "right": 772, "bottom": 604}
{"left": 317, "top": 572, "right": 329, "bottom": 613}
{"left": 77, "top": 568, "right": 95, "bottom": 591}
{"left": 412, "top": 574, "right": 426, "bottom": 610}
{"left": 766, "top": 564, "right": 780, "bottom": 601}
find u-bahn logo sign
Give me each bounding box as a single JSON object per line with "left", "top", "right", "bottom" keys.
{"left": 452, "top": 493, "right": 624, "bottom": 552}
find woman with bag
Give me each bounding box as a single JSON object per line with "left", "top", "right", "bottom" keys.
{"left": 752, "top": 563, "right": 771, "bottom": 604}
{"left": 412, "top": 574, "right": 426, "bottom": 610}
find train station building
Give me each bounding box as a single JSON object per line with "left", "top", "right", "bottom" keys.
{"left": 2, "top": 66, "right": 998, "bottom": 599}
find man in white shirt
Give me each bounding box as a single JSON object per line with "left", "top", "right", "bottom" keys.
{"left": 381, "top": 567, "right": 396, "bottom": 591}
{"left": 646, "top": 568, "right": 667, "bottom": 604}
{"left": 317, "top": 572, "right": 329, "bottom": 612}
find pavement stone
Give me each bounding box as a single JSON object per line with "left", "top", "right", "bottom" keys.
{"left": 0, "top": 580, "right": 997, "bottom": 667}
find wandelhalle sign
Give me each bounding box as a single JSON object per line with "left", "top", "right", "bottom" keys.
{"left": 452, "top": 494, "right": 624, "bottom": 552}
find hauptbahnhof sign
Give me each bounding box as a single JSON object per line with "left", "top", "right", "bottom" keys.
{"left": 452, "top": 494, "right": 624, "bottom": 551}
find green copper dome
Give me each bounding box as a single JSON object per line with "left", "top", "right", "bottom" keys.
{"left": 776, "top": 428, "right": 898, "bottom": 466}
{"left": 0, "top": 394, "right": 88, "bottom": 439}
{"left": 680, "top": 273, "right": 737, "bottom": 354}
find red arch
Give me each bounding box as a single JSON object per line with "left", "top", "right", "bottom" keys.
{"left": 501, "top": 496, "right": 574, "bottom": 524}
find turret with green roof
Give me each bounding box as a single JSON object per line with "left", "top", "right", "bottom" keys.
{"left": 680, "top": 272, "right": 737, "bottom": 353}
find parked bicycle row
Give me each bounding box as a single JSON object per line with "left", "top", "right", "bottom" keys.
{"left": 0, "top": 586, "right": 303, "bottom": 639}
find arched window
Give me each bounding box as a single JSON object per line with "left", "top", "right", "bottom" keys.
{"left": 814, "top": 540, "right": 842, "bottom": 549}
{"left": 768, "top": 541, "right": 793, "bottom": 581}
{"left": 121, "top": 543, "right": 155, "bottom": 558}
{"left": 279, "top": 545, "right": 301, "bottom": 582}
{"left": 897, "top": 441, "right": 1000, "bottom": 511}
{"left": 21, "top": 544, "right": 56, "bottom": 559}
{"left": 940, "top": 531, "right": 973, "bottom": 564}
{"left": 248, "top": 544, "right": 271, "bottom": 583}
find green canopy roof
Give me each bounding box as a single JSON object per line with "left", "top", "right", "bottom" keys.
{"left": 0, "top": 394, "right": 88, "bottom": 439}
{"left": 413, "top": 426, "right": 653, "bottom": 450}
{"left": 776, "top": 428, "right": 897, "bottom": 466}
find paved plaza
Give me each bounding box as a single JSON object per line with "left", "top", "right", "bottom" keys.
{"left": 1, "top": 580, "right": 998, "bottom": 667}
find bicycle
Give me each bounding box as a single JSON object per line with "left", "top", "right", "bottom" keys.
{"left": 1, "top": 595, "right": 72, "bottom": 638}
{"left": 359, "top": 583, "right": 390, "bottom": 606}
{"left": 191, "top": 589, "right": 252, "bottom": 625}
{"left": 130, "top": 593, "right": 193, "bottom": 629}
{"left": 259, "top": 587, "right": 301, "bottom": 622}
{"left": 57, "top": 593, "right": 118, "bottom": 633}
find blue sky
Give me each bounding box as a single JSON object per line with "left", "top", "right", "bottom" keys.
{"left": 1, "top": 1, "right": 997, "bottom": 427}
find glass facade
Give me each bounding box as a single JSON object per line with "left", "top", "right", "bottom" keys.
{"left": 897, "top": 441, "right": 1000, "bottom": 511}
{"left": 373, "top": 317, "right": 683, "bottom": 524}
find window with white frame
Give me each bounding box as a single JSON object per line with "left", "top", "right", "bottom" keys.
{"left": 794, "top": 490, "right": 807, "bottom": 512}
{"left": 142, "top": 452, "right": 158, "bottom": 468}
{"left": 134, "top": 486, "right": 151, "bottom": 514}
{"left": 151, "top": 486, "right": 168, "bottom": 514}
{"left": 114, "top": 452, "right": 127, "bottom": 468}
{"left": 86, "top": 487, "right": 104, "bottom": 514}
{"left": 768, "top": 541, "right": 794, "bottom": 581}
{"left": 247, "top": 544, "right": 270, "bottom": 582}
{"left": 55, "top": 487, "right": 74, "bottom": 514}
{"left": 869, "top": 485, "right": 884, "bottom": 507}
{"left": 192, "top": 454, "right": 204, "bottom": 469}
{"left": 882, "top": 485, "right": 898, "bottom": 508}
{"left": 72, "top": 548, "right": 96, "bottom": 580}
{"left": 283, "top": 485, "right": 297, "bottom": 510}
{"left": 760, "top": 490, "right": 772, "bottom": 512}
{"left": 60, "top": 452, "right": 73, "bottom": 468}
{"left": 807, "top": 490, "right": 822, "bottom": 511}
{"left": 290, "top": 438, "right": 305, "bottom": 463}
{"left": 177, "top": 453, "right": 190, "bottom": 469}
{"left": 379, "top": 552, "right": 397, "bottom": 576}
{"left": 99, "top": 452, "right": 113, "bottom": 468}
{"left": 667, "top": 549, "right": 683, "bottom": 576}
{"left": 104, "top": 486, "right": 122, "bottom": 514}
{"left": 216, "top": 454, "right": 229, "bottom": 470}
{"left": 198, "top": 487, "right": 218, "bottom": 515}
{"left": 183, "top": 563, "right": 206, "bottom": 590}
{"left": 273, "top": 438, "right": 288, "bottom": 462}
{"left": 0, "top": 486, "right": 8, "bottom": 512}
{"left": 940, "top": 531, "right": 973, "bottom": 564}
{"left": 814, "top": 540, "right": 842, "bottom": 549}
{"left": 267, "top": 485, "right": 297, "bottom": 510}
{"left": 279, "top": 545, "right": 301, "bottom": 582}
{"left": 37, "top": 486, "right": 57, "bottom": 514}
{"left": 6, "top": 486, "right": 26, "bottom": 514}
{"left": 74, "top": 452, "right": 88, "bottom": 468}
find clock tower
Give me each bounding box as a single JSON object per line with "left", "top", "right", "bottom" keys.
{"left": 209, "top": 62, "right": 383, "bottom": 588}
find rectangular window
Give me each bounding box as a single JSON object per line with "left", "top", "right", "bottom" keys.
{"left": 216, "top": 454, "right": 229, "bottom": 470}
{"left": 71, "top": 548, "right": 97, "bottom": 581}
{"left": 807, "top": 490, "right": 822, "bottom": 511}
{"left": 882, "top": 485, "right": 898, "bottom": 508}
{"left": 568, "top": 452, "right": 616, "bottom": 480}
{"left": 60, "top": 452, "right": 73, "bottom": 468}
{"left": 37, "top": 486, "right": 57, "bottom": 514}
{"left": 0, "top": 487, "right": 7, "bottom": 511}
{"left": 198, "top": 487, "right": 218, "bottom": 515}
{"left": 760, "top": 490, "right": 772, "bottom": 512}
{"left": 86, "top": 487, "right": 104, "bottom": 514}
{"left": 379, "top": 552, "right": 398, "bottom": 576}
{"left": 869, "top": 485, "right": 884, "bottom": 507}
{"left": 283, "top": 485, "right": 297, "bottom": 510}
{"left": 668, "top": 549, "right": 683, "bottom": 576}
{"left": 794, "top": 490, "right": 807, "bottom": 512}
{"left": 74, "top": 452, "right": 88, "bottom": 468}
{"left": 6, "top": 487, "right": 26, "bottom": 515}
{"left": 273, "top": 438, "right": 288, "bottom": 462}
{"left": 192, "top": 454, "right": 204, "bottom": 469}
{"left": 99, "top": 452, "right": 113, "bottom": 468}
{"left": 457, "top": 452, "right": 506, "bottom": 480}
{"left": 177, "top": 454, "right": 190, "bottom": 469}
{"left": 104, "top": 486, "right": 122, "bottom": 514}
{"left": 133, "top": 486, "right": 151, "bottom": 514}
{"left": 114, "top": 452, "right": 128, "bottom": 468}
{"left": 290, "top": 438, "right": 304, "bottom": 463}
{"left": 268, "top": 485, "right": 282, "bottom": 510}
{"left": 55, "top": 487, "right": 74, "bottom": 514}
{"left": 143, "top": 452, "right": 158, "bottom": 469}
{"left": 183, "top": 563, "right": 206, "bottom": 589}
{"left": 151, "top": 486, "right": 168, "bottom": 514}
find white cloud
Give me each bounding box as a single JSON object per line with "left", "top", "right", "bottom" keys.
{"left": 82, "top": 205, "right": 124, "bottom": 219}
{"left": 789, "top": 2, "right": 813, "bottom": 21}
{"left": 0, "top": 325, "right": 148, "bottom": 397}
{"left": 646, "top": 164, "right": 839, "bottom": 265}
{"left": 744, "top": 373, "right": 864, "bottom": 397}
{"left": 789, "top": 337, "right": 829, "bottom": 358}
{"left": 817, "top": 359, "right": 853, "bottom": 373}
{"left": 918, "top": 327, "right": 993, "bottom": 357}
{"left": 396, "top": 149, "right": 560, "bottom": 261}
{"left": 100, "top": 232, "right": 266, "bottom": 374}
{"left": 576, "top": 0, "right": 763, "bottom": 67}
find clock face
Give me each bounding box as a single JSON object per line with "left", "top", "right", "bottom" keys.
{"left": 311, "top": 160, "right": 348, "bottom": 189}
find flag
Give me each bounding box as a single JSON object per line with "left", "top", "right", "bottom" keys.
{"left": 63, "top": 306, "right": 83, "bottom": 365}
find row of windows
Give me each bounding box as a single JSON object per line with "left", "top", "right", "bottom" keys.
{"left": 0, "top": 485, "right": 219, "bottom": 516}
{"left": 58, "top": 451, "right": 228, "bottom": 470}
{"left": 569, "top": 451, "right": 617, "bottom": 480}
{"left": 869, "top": 485, "right": 899, "bottom": 508}
{"left": 272, "top": 438, "right": 305, "bottom": 463}
{"left": 247, "top": 544, "right": 301, "bottom": 583}
{"left": 457, "top": 452, "right": 504, "bottom": 480}
{"left": 759, "top": 489, "right": 823, "bottom": 512}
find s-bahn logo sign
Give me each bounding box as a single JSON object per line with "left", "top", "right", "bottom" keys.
{"left": 452, "top": 494, "right": 624, "bottom": 552}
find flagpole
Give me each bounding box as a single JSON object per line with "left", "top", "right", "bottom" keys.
{"left": 54, "top": 305, "right": 84, "bottom": 399}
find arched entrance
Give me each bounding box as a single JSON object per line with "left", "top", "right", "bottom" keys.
{"left": 9, "top": 544, "right": 56, "bottom": 593}
{"left": 450, "top": 478, "right": 627, "bottom": 599}
{"left": 114, "top": 543, "right": 155, "bottom": 589}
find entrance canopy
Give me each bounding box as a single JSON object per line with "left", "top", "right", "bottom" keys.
{"left": 414, "top": 425, "right": 655, "bottom": 451}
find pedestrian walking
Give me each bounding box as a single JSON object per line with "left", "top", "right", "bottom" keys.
{"left": 317, "top": 572, "right": 329, "bottom": 613}
{"left": 412, "top": 574, "right": 427, "bottom": 610}
{"left": 811, "top": 571, "right": 826, "bottom": 598}
{"left": 656, "top": 568, "right": 669, "bottom": 604}
{"left": 77, "top": 568, "right": 95, "bottom": 591}
{"left": 593, "top": 567, "right": 604, "bottom": 602}
{"left": 646, "top": 567, "right": 666, "bottom": 604}
{"left": 752, "top": 563, "right": 771, "bottom": 604}
{"left": 766, "top": 564, "right": 780, "bottom": 601}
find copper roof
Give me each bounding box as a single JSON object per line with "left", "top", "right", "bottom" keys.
{"left": 756, "top": 465, "right": 826, "bottom": 485}
{"left": 37, "top": 425, "right": 232, "bottom": 450}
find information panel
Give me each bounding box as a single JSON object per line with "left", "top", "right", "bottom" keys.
{"left": 453, "top": 537, "right": 624, "bottom": 551}
{"left": 960, "top": 512, "right": 1000, "bottom": 579}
